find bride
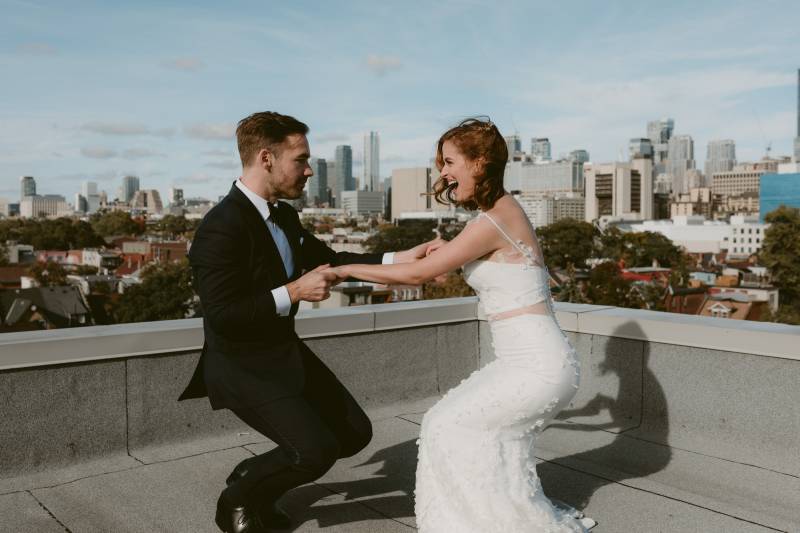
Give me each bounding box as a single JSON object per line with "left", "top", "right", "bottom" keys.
{"left": 328, "top": 118, "right": 594, "bottom": 532}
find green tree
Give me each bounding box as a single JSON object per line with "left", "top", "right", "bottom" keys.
{"left": 621, "top": 231, "right": 684, "bottom": 268}
{"left": 759, "top": 205, "right": 800, "bottom": 322}
{"left": 0, "top": 218, "right": 104, "bottom": 250}
{"left": 585, "top": 262, "right": 635, "bottom": 307}
{"left": 423, "top": 271, "right": 475, "bottom": 300}
{"left": 114, "top": 259, "right": 195, "bottom": 323}
{"left": 154, "top": 215, "right": 198, "bottom": 239}
{"left": 27, "top": 261, "right": 68, "bottom": 286}
{"left": 91, "top": 210, "right": 143, "bottom": 238}
{"left": 364, "top": 221, "right": 437, "bottom": 254}
{"left": 536, "top": 218, "right": 599, "bottom": 269}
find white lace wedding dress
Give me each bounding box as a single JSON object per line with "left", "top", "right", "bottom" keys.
{"left": 414, "top": 212, "right": 589, "bottom": 533}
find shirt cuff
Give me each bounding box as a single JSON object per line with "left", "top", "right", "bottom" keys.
{"left": 382, "top": 252, "right": 395, "bottom": 265}
{"left": 271, "top": 285, "right": 292, "bottom": 316}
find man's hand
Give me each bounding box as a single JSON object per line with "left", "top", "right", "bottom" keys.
{"left": 395, "top": 237, "right": 446, "bottom": 263}
{"left": 286, "top": 264, "right": 339, "bottom": 303}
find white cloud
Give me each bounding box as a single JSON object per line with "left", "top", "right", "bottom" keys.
{"left": 82, "top": 121, "right": 150, "bottom": 136}
{"left": 81, "top": 146, "right": 118, "bottom": 159}
{"left": 204, "top": 160, "right": 239, "bottom": 169}
{"left": 365, "top": 54, "right": 402, "bottom": 76}
{"left": 121, "top": 148, "right": 166, "bottom": 159}
{"left": 17, "top": 42, "right": 57, "bottom": 55}
{"left": 184, "top": 122, "right": 236, "bottom": 140}
{"left": 180, "top": 172, "right": 219, "bottom": 184}
{"left": 201, "top": 149, "right": 235, "bottom": 156}
{"left": 161, "top": 57, "right": 205, "bottom": 72}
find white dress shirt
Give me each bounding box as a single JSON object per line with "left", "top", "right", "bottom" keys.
{"left": 235, "top": 179, "right": 394, "bottom": 316}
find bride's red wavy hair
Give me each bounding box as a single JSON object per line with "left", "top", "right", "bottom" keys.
{"left": 431, "top": 117, "right": 508, "bottom": 211}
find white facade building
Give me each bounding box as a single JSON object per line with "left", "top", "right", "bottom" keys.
{"left": 20, "top": 195, "right": 71, "bottom": 218}
{"left": 628, "top": 215, "right": 768, "bottom": 258}
{"left": 339, "top": 190, "right": 384, "bottom": 216}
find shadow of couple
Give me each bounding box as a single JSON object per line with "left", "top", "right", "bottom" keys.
{"left": 277, "top": 321, "right": 671, "bottom": 530}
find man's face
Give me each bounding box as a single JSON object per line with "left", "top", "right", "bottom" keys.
{"left": 269, "top": 134, "right": 312, "bottom": 199}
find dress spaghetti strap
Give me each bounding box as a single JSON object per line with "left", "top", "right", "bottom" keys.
{"left": 479, "top": 212, "right": 543, "bottom": 267}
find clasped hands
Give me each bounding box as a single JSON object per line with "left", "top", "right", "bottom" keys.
{"left": 286, "top": 237, "right": 445, "bottom": 303}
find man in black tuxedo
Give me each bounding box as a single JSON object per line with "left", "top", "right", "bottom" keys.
{"left": 179, "top": 111, "right": 438, "bottom": 532}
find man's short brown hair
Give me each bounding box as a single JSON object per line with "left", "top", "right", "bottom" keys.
{"left": 236, "top": 112, "right": 309, "bottom": 167}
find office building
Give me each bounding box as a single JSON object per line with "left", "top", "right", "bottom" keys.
{"left": 81, "top": 181, "right": 101, "bottom": 214}
{"left": 759, "top": 172, "right": 800, "bottom": 221}
{"left": 568, "top": 149, "right": 590, "bottom": 163}
{"left": 705, "top": 140, "right": 736, "bottom": 179}
{"left": 711, "top": 167, "right": 764, "bottom": 197}
{"left": 666, "top": 135, "right": 696, "bottom": 195}
{"left": 74, "top": 193, "right": 88, "bottom": 214}
{"left": 362, "top": 132, "right": 380, "bottom": 192}
{"left": 20, "top": 176, "right": 36, "bottom": 201}
{"left": 307, "top": 158, "right": 328, "bottom": 206}
{"left": 515, "top": 192, "right": 584, "bottom": 227}
{"left": 647, "top": 118, "right": 674, "bottom": 165}
{"left": 629, "top": 138, "right": 653, "bottom": 159}
{"left": 504, "top": 159, "right": 584, "bottom": 194}
{"left": 795, "top": 68, "right": 800, "bottom": 162}
{"left": 339, "top": 190, "right": 384, "bottom": 216}
{"left": 130, "top": 189, "right": 163, "bottom": 215}
{"left": 670, "top": 187, "right": 719, "bottom": 218}
{"left": 584, "top": 159, "right": 653, "bottom": 222}
{"left": 168, "top": 187, "right": 184, "bottom": 206}
{"left": 391, "top": 167, "right": 449, "bottom": 221}
{"left": 121, "top": 176, "right": 140, "bottom": 203}
{"left": 333, "top": 145, "right": 354, "bottom": 204}
{"left": 531, "top": 138, "right": 551, "bottom": 163}
{"left": 20, "top": 195, "right": 70, "bottom": 218}
{"left": 504, "top": 135, "right": 522, "bottom": 161}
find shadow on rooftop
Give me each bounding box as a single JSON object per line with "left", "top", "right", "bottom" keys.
{"left": 280, "top": 438, "right": 417, "bottom": 529}
{"left": 539, "top": 321, "right": 672, "bottom": 511}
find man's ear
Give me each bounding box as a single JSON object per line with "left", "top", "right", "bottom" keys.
{"left": 259, "top": 148, "right": 272, "bottom": 170}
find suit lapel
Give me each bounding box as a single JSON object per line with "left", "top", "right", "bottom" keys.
{"left": 227, "top": 183, "right": 289, "bottom": 285}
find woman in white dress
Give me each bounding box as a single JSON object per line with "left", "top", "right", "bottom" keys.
{"left": 329, "top": 118, "right": 593, "bottom": 532}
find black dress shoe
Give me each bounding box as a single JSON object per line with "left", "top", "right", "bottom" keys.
{"left": 226, "top": 462, "right": 249, "bottom": 486}
{"left": 215, "top": 494, "right": 266, "bottom": 533}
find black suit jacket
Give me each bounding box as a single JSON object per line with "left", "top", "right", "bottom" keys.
{"left": 179, "top": 182, "right": 383, "bottom": 409}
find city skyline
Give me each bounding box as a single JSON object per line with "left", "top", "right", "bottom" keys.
{"left": 2, "top": 1, "right": 799, "bottom": 201}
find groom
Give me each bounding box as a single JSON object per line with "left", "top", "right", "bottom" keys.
{"left": 179, "top": 111, "right": 438, "bottom": 532}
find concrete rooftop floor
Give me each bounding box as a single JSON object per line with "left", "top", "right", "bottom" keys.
{"left": 1, "top": 395, "right": 795, "bottom": 533}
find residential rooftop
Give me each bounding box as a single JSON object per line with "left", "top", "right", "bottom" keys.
{"left": 0, "top": 299, "right": 797, "bottom": 532}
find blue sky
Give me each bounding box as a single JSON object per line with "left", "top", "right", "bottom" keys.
{"left": 1, "top": 0, "right": 799, "bottom": 202}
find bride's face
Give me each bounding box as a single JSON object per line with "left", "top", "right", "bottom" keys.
{"left": 440, "top": 140, "right": 480, "bottom": 203}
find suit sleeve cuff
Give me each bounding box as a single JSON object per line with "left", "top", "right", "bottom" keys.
{"left": 382, "top": 252, "right": 395, "bottom": 265}
{"left": 271, "top": 285, "right": 292, "bottom": 316}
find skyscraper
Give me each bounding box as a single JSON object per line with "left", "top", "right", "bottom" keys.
{"left": 666, "top": 135, "right": 695, "bottom": 195}
{"left": 705, "top": 140, "right": 736, "bottom": 181}
{"left": 504, "top": 135, "right": 522, "bottom": 160}
{"left": 629, "top": 138, "right": 653, "bottom": 159}
{"left": 795, "top": 68, "right": 800, "bottom": 162}
{"left": 20, "top": 176, "right": 36, "bottom": 201}
{"left": 334, "top": 145, "right": 354, "bottom": 200}
{"left": 307, "top": 157, "right": 328, "bottom": 206}
{"left": 82, "top": 180, "right": 101, "bottom": 213}
{"left": 362, "top": 132, "right": 380, "bottom": 192}
{"left": 122, "top": 175, "right": 140, "bottom": 203}
{"left": 647, "top": 118, "right": 674, "bottom": 179}
{"left": 531, "top": 138, "right": 551, "bottom": 163}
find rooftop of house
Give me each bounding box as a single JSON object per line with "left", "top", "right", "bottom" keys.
{"left": 0, "top": 299, "right": 797, "bottom": 532}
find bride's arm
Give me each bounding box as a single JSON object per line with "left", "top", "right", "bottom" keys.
{"left": 334, "top": 218, "right": 499, "bottom": 285}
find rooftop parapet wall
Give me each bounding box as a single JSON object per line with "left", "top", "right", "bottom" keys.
{"left": 0, "top": 299, "right": 798, "bottom": 481}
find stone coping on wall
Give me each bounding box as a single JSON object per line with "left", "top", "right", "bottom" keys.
{"left": 0, "top": 298, "right": 798, "bottom": 371}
